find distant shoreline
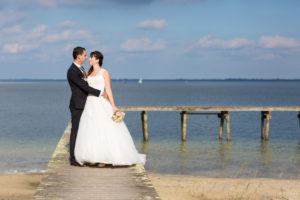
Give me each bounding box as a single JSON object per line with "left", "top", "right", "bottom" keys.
{"left": 1, "top": 78, "right": 300, "bottom": 82}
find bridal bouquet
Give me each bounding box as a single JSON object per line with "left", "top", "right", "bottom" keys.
{"left": 112, "top": 110, "right": 125, "bottom": 123}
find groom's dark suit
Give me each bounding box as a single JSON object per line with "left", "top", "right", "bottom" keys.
{"left": 67, "top": 63, "right": 100, "bottom": 162}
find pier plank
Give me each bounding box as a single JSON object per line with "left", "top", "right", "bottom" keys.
{"left": 119, "top": 106, "right": 300, "bottom": 111}
{"left": 34, "top": 123, "right": 161, "bottom": 200}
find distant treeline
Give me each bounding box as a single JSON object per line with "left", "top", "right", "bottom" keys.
{"left": 1, "top": 78, "right": 300, "bottom": 82}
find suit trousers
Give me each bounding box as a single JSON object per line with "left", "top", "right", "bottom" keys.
{"left": 69, "top": 108, "right": 83, "bottom": 161}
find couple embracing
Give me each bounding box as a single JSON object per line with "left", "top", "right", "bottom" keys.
{"left": 67, "top": 47, "right": 146, "bottom": 167}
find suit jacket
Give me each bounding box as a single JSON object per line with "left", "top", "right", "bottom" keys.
{"left": 67, "top": 63, "right": 100, "bottom": 110}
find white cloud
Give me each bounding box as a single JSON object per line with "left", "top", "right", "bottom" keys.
{"left": 26, "top": 24, "right": 48, "bottom": 39}
{"left": 255, "top": 53, "right": 280, "bottom": 60}
{"left": 137, "top": 19, "right": 167, "bottom": 29}
{"left": 58, "top": 20, "right": 76, "bottom": 28}
{"left": 41, "top": 30, "right": 91, "bottom": 43}
{"left": 259, "top": 35, "right": 299, "bottom": 48}
{"left": 2, "top": 43, "right": 39, "bottom": 53}
{"left": 0, "top": 10, "right": 26, "bottom": 27}
{"left": 197, "top": 35, "right": 253, "bottom": 49}
{"left": 0, "top": 0, "right": 67, "bottom": 8}
{"left": 41, "top": 29, "right": 92, "bottom": 43}
{"left": 121, "top": 37, "right": 166, "bottom": 51}
{"left": 70, "top": 30, "right": 92, "bottom": 39}
{"left": 2, "top": 25, "right": 22, "bottom": 33}
{"left": 196, "top": 35, "right": 300, "bottom": 50}
{"left": 1, "top": 0, "right": 201, "bottom": 9}
{"left": 37, "top": 1, "right": 57, "bottom": 8}
{"left": 0, "top": 21, "right": 94, "bottom": 55}
{"left": 42, "top": 33, "right": 65, "bottom": 43}
{"left": 0, "top": 0, "right": 150, "bottom": 9}
{"left": 63, "top": 43, "right": 74, "bottom": 52}
{"left": 192, "top": 35, "right": 300, "bottom": 61}
{"left": 2, "top": 43, "right": 19, "bottom": 53}
{"left": 228, "top": 38, "right": 253, "bottom": 48}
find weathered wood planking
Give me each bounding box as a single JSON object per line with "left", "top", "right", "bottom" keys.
{"left": 118, "top": 106, "right": 300, "bottom": 142}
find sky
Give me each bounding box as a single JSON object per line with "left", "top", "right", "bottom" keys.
{"left": 0, "top": 0, "right": 300, "bottom": 79}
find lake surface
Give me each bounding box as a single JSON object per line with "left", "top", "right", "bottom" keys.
{"left": 1, "top": 80, "right": 300, "bottom": 179}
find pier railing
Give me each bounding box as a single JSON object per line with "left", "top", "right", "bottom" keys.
{"left": 119, "top": 106, "right": 300, "bottom": 142}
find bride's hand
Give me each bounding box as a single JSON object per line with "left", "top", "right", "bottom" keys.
{"left": 101, "top": 91, "right": 109, "bottom": 101}
{"left": 113, "top": 106, "right": 119, "bottom": 113}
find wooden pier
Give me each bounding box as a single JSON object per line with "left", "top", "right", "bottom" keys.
{"left": 34, "top": 123, "right": 161, "bottom": 200}
{"left": 119, "top": 106, "right": 300, "bottom": 142}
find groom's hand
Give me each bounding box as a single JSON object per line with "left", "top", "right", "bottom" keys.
{"left": 101, "top": 91, "right": 109, "bottom": 101}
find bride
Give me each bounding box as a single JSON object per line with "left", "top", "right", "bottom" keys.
{"left": 74, "top": 51, "right": 146, "bottom": 166}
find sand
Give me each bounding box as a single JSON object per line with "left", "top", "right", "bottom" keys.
{"left": 1, "top": 172, "right": 300, "bottom": 200}
{"left": 0, "top": 173, "right": 44, "bottom": 200}
{"left": 148, "top": 173, "right": 300, "bottom": 200}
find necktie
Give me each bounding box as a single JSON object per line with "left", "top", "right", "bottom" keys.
{"left": 80, "top": 66, "right": 87, "bottom": 78}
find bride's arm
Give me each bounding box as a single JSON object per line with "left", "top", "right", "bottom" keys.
{"left": 103, "top": 70, "right": 118, "bottom": 112}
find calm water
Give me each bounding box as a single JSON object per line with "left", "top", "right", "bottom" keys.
{"left": 1, "top": 80, "right": 300, "bottom": 179}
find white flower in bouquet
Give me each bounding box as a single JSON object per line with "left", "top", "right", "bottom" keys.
{"left": 112, "top": 110, "right": 125, "bottom": 122}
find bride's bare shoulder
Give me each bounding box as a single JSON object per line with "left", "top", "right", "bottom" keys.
{"left": 102, "top": 68, "right": 111, "bottom": 78}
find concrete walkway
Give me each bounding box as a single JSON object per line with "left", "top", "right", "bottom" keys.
{"left": 34, "top": 123, "right": 161, "bottom": 200}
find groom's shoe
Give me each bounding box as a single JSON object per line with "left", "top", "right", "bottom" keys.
{"left": 70, "top": 160, "right": 83, "bottom": 167}
{"left": 97, "top": 163, "right": 106, "bottom": 167}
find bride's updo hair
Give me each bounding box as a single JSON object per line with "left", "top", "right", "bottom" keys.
{"left": 87, "top": 51, "right": 104, "bottom": 76}
{"left": 91, "top": 51, "right": 103, "bottom": 66}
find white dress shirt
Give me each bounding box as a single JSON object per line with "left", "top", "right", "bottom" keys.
{"left": 73, "top": 62, "right": 85, "bottom": 76}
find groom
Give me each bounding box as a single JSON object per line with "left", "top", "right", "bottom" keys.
{"left": 67, "top": 46, "right": 108, "bottom": 167}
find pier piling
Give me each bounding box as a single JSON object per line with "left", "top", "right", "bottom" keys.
{"left": 261, "top": 111, "right": 265, "bottom": 139}
{"left": 225, "top": 111, "right": 231, "bottom": 141}
{"left": 141, "top": 111, "right": 148, "bottom": 141}
{"left": 218, "top": 112, "right": 225, "bottom": 140}
{"left": 261, "top": 111, "right": 271, "bottom": 141}
{"left": 265, "top": 111, "right": 271, "bottom": 141}
{"left": 181, "top": 111, "right": 188, "bottom": 141}
{"left": 118, "top": 106, "right": 300, "bottom": 142}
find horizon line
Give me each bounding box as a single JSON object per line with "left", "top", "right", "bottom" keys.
{"left": 1, "top": 78, "right": 300, "bottom": 81}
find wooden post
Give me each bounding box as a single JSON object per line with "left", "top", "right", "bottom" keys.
{"left": 225, "top": 111, "right": 230, "bottom": 141}
{"left": 141, "top": 111, "right": 148, "bottom": 142}
{"left": 265, "top": 111, "right": 271, "bottom": 141}
{"left": 181, "top": 111, "right": 188, "bottom": 141}
{"left": 218, "top": 112, "right": 225, "bottom": 140}
{"left": 261, "top": 111, "right": 265, "bottom": 140}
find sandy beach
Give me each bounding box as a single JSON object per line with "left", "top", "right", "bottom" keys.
{"left": 148, "top": 173, "right": 300, "bottom": 200}
{"left": 1, "top": 172, "right": 300, "bottom": 200}
{"left": 0, "top": 173, "right": 43, "bottom": 200}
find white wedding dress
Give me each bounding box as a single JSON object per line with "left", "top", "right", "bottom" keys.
{"left": 75, "top": 68, "right": 146, "bottom": 166}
